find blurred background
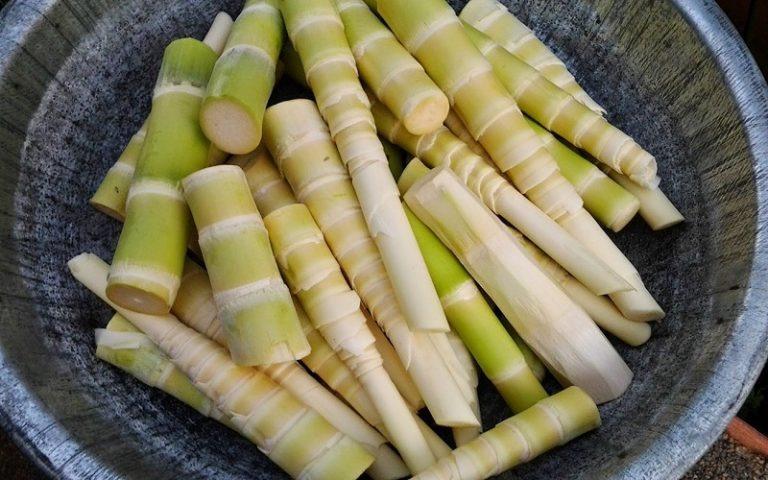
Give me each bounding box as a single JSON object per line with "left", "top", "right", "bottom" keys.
{"left": 0, "top": 0, "right": 765, "bottom": 478}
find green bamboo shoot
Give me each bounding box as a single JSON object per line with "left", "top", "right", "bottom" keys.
{"left": 462, "top": 23, "right": 658, "bottom": 188}
{"left": 404, "top": 167, "right": 633, "bottom": 403}
{"left": 367, "top": 0, "right": 588, "bottom": 218}
{"left": 107, "top": 38, "right": 218, "bottom": 315}
{"left": 89, "top": 124, "right": 147, "bottom": 221}
{"left": 95, "top": 313, "right": 226, "bottom": 421}
{"left": 261, "top": 202, "right": 437, "bottom": 472}
{"left": 413, "top": 387, "right": 601, "bottom": 480}
{"left": 604, "top": 168, "right": 685, "bottom": 230}
{"left": 181, "top": 165, "right": 309, "bottom": 365}
{"left": 401, "top": 202, "right": 548, "bottom": 412}
{"left": 334, "top": 0, "right": 449, "bottom": 135}
{"left": 371, "top": 98, "right": 629, "bottom": 296}
{"left": 201, "top": 0, "right": 282, "bottom": 154}
{"left": 280, "top": 42, "right": 308, "bottom": 87}
{"left": 280, "top": 0, "right": 449, "bottom": 333}
{"left": 69, "top": 253, "right": 374, "bottom": 480}
{"left": 459, "top": 0, "right": 605, "bottom": 115}
{"left": 263, "top": 101, "right": 479, "bottom": 427}
{"left": 445, "top": 109, "right": 641, "bottom": 231}
{"left": 90, "top": 14, "right": 233, "bottom": 221}
{"left": 526, "top": 119, "right": 640, "bottom": 232}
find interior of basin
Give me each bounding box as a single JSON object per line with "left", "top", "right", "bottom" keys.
{"left": 0, "top": 0, "right": 764, "bottom": 479}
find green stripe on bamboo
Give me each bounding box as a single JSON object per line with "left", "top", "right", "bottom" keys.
{"left": 201, "top": 1, "right": 282, "bottom": 154}
{"left": 70, "top": 254, "right": 374, "bottom": 480}
{"left": 181, "top": 165, "right": 309, "bottom": 365}
{"left": 413, "top": 387, "right": 601, "bottom": 480}
{"left": 90, "top": 14, "right": 234, "bottom": 222}
{"left": 462, "top": 23, "right": 657, "bottom": 188}
{"left": 263, "top": 100, "right": 479, "bottom": 427}
{"left": 281, "top": 0, "right": 450, "bottom": 333}
{"left": 107, "top": 38, "right": 218, "bottom": 315}
{"left": 334, "top": 0, "right": 448, "bottom": 135}
{"left": 400, "top": 187, "right": 548, "bottom": 412}
{"left": 460, "top": 0, "right": 605, "bottom": 115}
{"left": 403, "top": 167, "right": 633, "bottom": 404}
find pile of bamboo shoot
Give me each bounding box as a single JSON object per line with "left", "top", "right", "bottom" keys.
{"left": 72, "top": 1, "right": 683, "bottom": 478}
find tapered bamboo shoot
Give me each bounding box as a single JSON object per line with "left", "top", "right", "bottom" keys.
{"left": 263, "top": 101, "right": 478, "bottom": 427}
{"left": 334, "top": 0, "right": 449, "bottom": 135}
{"left": 280, "top": 0, "right": 448, "bottom": 332}
{"left": 404, "top": 167, "right": 633, "bottom": 403}
{"left": 459, "top": 0, "right": 605, "bottom": 114}
{"left": 413, "top": 387, "right": 601, "bottom": 480}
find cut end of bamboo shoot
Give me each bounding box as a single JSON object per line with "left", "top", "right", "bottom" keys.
{"left": 200, "top": 97, "right": 262, "bottom": 154}
{"left": 106, "top": 271, "right": 176, "bottom": 315}
{"left": 402, "top": 94, "right": 450, "bottom": 136}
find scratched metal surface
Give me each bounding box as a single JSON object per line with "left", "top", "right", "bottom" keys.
{"left": 0, "top": 0, "right": 766, "bottom": 479}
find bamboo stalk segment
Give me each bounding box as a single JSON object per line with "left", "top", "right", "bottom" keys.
{"left": 462, "top": 23, "right": 658, "bottom": 188}
{"left": 261, "top": 202, "right": 438, "bottom": 472}
{"left": 334, "top": 0, "right": 449, "bottom": 135}
{"left": 69, "top": 253, "right": 375, "bottom": 480}
{"left": 404, "top": 167, "right": 633, "bottom": 403}
{"left": 603, "top": 167, "right": 685, "bottom": 230}
{"left": 280, "top": 0, "right": 449, "bottom": 333}
{"left": 107, "top": 38, "right": 218, "bottom": 315}
{"left": 368, "top": 0, "right": 585, "bottom": 219}
{"left": 413, "top": 387, "right": 601, "bottom": 480}
{"left": 263, "top": 101, "right": 479, "bottom": 427}
{"left": 401, "top": 201, "right": 549, "bottom": 412}
{"left": 371, "top": 98, "right": 629, "bottom": 296}
{"left": 172, "top": 260, "right": 409, "bottom": 480}
{"left": 181, "top": 165, "right": 309, "bottom": 366}
{"left": 525, "top": 119, "right": 640, "bottom": 232}
{"left": 504, "top": 227, "right": 652, "bottom": 346}
{"left": 90, "top": 15, "right": 233, "bottom": 221}
{"left": 459, "top": 0, "right": 605, "bottom": 115}
{"left": 95, "top": 313, "right": 227, "bottom": 421}
{"left": 201, "top": 0, "right": 283, "bottom": 154}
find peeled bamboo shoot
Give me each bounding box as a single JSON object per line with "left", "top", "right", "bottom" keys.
{"left": 261, "top": 202, "right": 438, "bottom": 472}
{"left": 404, "top": 167, "right": 633, "bottom": 403}
{"left": 107, "top": 38, "right": 218, "bottom": 315}
{"left": 70, "top": 253, "right": 374, "bottom": 480}
{"left": 181, "top": 165, "right": 309, "bottom": 365}
{"left": 334, "top": 0, "right": 449, "bottom": 135}
{"left": 280, "top": 0, "right": 448, "bottom": 333}
{"left": 459, "top": 0, "right": 605, "bottom": 113}
{"left": 201, "top": 1, "right": 282, "bottom": 154}
{"left": 462, "top": 23, "right": 658, "bottom": 188}
{"left": 263, "top": 100, "right": 478, "bottom": 427}
{"left": 413, "top": 387, "right": 601, "bottom": 480}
